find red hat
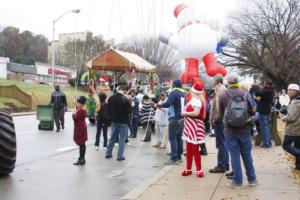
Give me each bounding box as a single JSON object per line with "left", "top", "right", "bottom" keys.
{"left": 101, "top": 75, "right": 109, "bottom": 82}
{"left": 192, "top": 82, "right": 204, "bottom": 94}
{"left": 173, "top": 3, "right": 189, "bottom": 18}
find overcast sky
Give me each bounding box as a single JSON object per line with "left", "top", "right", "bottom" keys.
{"left": 0, "top": 0, "right": 243, "bottom": 42}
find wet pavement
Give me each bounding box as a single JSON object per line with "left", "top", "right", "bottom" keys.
{"left": 0, "top": 113, "right": 168, "bottom": 200}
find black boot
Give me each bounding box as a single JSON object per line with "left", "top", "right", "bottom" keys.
{"left": 73, "top": 159, "right": 85, "bottom": 165}
{"left": 200, "top": 143, "right": 207, "bottom": 156}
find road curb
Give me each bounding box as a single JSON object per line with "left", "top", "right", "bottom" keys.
{"left": 11, "top": 112, "right": 36, "bottom": 117}
{"left": 122, "top": 165, "right": 175, "bottom": 200}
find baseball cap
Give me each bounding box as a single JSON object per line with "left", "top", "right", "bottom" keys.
{"left": 227, "top": 73, "right": 239, "bottom": 84}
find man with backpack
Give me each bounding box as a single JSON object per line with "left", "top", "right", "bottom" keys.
{"left": 219, "top": 73, "right": 258, "bottom": 188}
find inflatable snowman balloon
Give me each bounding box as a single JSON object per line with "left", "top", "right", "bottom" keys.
{"left": 160, "top": 3, "right": 228, "bottom": 84}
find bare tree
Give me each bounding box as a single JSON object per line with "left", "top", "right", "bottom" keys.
{"left": 62, "top": 33, "right": 113, "bottom": 68}
{"left": 221, "top": 0, "right": 300, "bottom": 88}
{"left": 118, "top": 35, "right": 180, "bottom": 80}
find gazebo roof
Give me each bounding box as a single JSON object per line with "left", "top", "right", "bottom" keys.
{"left": 86, "top": 48, "right": 156, "bottom": 73}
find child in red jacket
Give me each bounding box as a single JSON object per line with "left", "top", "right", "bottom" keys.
{"left": 73, "top": 96, "right": 88, "bottom": 165}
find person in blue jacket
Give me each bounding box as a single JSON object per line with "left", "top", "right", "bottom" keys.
{"left": 157, "top": 80, "right": 185, "bottom": 165}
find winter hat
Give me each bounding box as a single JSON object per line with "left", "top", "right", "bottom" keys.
{"left": 192, "top": 82, "right": 204, "bottom": 94}
{"left": 143, "top": 95, "right": 150, "bottom": 100}
{"left": 54, "top": 85, "right": 60, "bottom": 91}
{"left": 288, "top": 84, "right": 300, "bottom": 91}
{"left": 77, "top": 96, "right": 87, "bottom": 105}
{"left": 213, "top": 75, "right": 223, "bottom": 84}
{"left": 172, "top": 79, "right": 183, "bottom": 88}
{"left": 227, "top": 73, "right": 239, "bottom": 84}
{"left": 116, "top": 86, "right": 125, "bottom": 94}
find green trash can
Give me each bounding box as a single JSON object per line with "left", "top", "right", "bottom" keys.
{"left": 37, "top": 105, "right": 54, "bottom": 130}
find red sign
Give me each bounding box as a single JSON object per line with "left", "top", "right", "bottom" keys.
{"left": 48, "top": 69, "right": 71, "bottom": 77}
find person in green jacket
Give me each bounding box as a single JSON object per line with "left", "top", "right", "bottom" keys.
{"left": 280, "top": 84, "right": 300, "bottom": 170}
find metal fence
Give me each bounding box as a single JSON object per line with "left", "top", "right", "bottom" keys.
{"left": 0, "top": 85, "right": 32, "bottom": 108}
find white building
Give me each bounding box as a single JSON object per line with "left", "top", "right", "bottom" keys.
{"left": 35, "top": 62, "right": 76, "bottom": 85}
{"left": 2, "top": 61, "right": 75, "bottom": 86}
{"left": 0, "top": 57, "right": 9, "bottom": 79}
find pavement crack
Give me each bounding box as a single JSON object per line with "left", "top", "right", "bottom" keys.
{"left": 210, "top": 174, "right": 224, "bottom": 200}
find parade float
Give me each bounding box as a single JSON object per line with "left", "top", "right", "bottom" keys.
{"left": 81, "top": 48, "right": 156, "bottom": 124}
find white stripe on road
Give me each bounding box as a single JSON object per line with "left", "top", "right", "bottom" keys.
{"left": 56, "top": 146, "right": 77, "bottom": 152}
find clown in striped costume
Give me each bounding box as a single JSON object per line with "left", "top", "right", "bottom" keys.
{"left": 181, "top": 83, "right": 206, "bottom": 177}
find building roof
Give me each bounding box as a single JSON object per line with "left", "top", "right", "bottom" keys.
{"left": 35, "top": 62, "right": 75, "bottom": 72}
{"left": 86, "top": 48, "right": 156, "bottom": 73}
{"left": 8, "top": 63, "right": 36, "bottom": 75}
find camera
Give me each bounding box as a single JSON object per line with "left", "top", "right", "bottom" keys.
{"left": 279, "top": 106, "right": 288, "bottom": 115}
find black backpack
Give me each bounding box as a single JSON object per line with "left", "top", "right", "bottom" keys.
{"left": 223, "top": 90, "right": 248, "bottom": 128}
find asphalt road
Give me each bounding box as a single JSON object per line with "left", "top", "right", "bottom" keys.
{"left": 0, "top": 113, "right": 168, "bottom": 200}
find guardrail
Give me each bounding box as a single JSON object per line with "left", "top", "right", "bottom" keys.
{"left": 0, "top": 85, "right": 32, "bottom": 108}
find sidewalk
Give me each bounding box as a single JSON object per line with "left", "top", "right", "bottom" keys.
{"left": 123, "top": 136, "right": 300, "bottom": 200}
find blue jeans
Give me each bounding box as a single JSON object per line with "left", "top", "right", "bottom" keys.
{"left": 168, "top": 119, "right": 184, "bottom": 161}
{"left": 259, "top": 113, "right": 272, "bottom": 147}
{"left": 282, "top": 135, "right": 300, "bottom": 168}
{"left": 225, "top": 130, "right": 256, "bottom": 185}
{"left": 214, "top": 122, "right": 229, "bottom": 170}
{"left": 106, "top": 122, "right": 128, "bottom": 159}
{"left": 130, "top": 116, "right": 139, "bottom": 137}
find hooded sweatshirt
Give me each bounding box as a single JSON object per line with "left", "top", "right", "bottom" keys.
{"left": 210, "top": 84, "right": 227, "bottom": 122}
{"left": 97, "top": 92, "right": 109, "bottom": 124}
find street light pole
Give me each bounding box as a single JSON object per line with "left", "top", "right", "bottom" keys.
{"left": 52, "top": 20, "right": 55, "bottom": 86}
{"left": 51, "top": 9, "right": 81, "bottom": 86}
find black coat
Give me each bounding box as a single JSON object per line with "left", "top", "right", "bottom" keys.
{"left": 96, "top": 92, "right": 110, "bottom": 125}
{"left": 108, "top": 93, "right": 131, "bottom": 125}
{"left": 50, "top": 91, "right": 67, "bottom": 111}
{"left": 255, "top": 87, "right": 275, "bottom": 115}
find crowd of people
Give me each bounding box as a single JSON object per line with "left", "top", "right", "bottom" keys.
{"left": 49, "top": 73, "right": 300, "bottom": 189}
